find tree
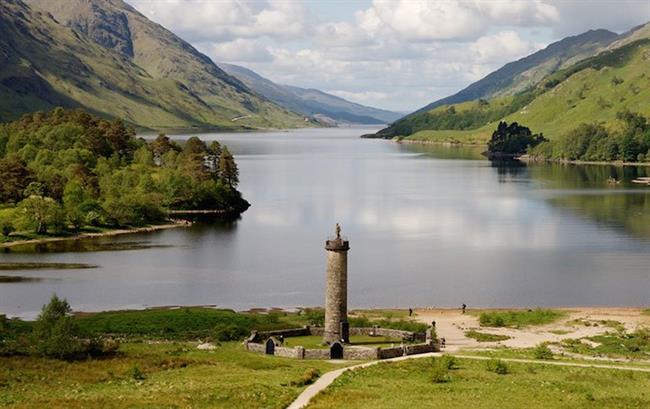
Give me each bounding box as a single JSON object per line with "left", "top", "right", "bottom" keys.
{"left": 32, "top": 294, "right": 84, "bottom": 359}
{"left": 218, "top": 147, "right": 239, "bottom": 187}
{"left": 0, "top": 156, "right": 32, "bottom": 203}
{"left": 487, "top": 121, "right": 546, "bottom": 156}
{"left": 63, "top": 179, "right": 87, "bottom": 230}
{"left": 18, "top": 182, "right": 63, "bottom": 234}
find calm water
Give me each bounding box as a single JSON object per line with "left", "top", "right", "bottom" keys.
{"left": 1, "top": 127, "right": 649, "bottom": 318}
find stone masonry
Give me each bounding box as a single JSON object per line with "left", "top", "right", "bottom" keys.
{"left": 324, "top": 225, "right": 350, "bottom": 344}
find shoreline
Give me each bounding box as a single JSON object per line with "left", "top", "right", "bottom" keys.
{"left": 3, "top": 304, "right": 647, "bottom": 321}
{"left": 395, "top": 139, "right": 650, "bottom": 167}
{"left": 0, "top": 220, "right": 192, "bottom": 249}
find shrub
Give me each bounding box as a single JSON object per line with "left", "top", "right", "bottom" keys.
{"left": 302, "top": 308, "right": 324, "bottom": 326}
{"left": 32, "top": 294, "right": 86, "bottom": 359}
{"left": 533, "top": 343, "right": 554, "bottom": 360}
{"left": 464, "top": 330, "right": 510, "bottom": 342}
{"left": 431, "top": 365, "right": 450, "bottom": 383}
{"left": 486, "top": 359, "right": 508, "bottom": 375}
{"left": 213, "top": 323, "right": 248, "bottom": 342}
{"left": 291, "top": 368, "right": 320, "bottom": 386}
{"left": 439, "top": 355, "right": 458, "bottom": 370}
{"left": 131, "top": 365, "right": 146, "bottom": 381}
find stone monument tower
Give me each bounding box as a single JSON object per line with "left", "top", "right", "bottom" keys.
{"left": 324, "top": 223, "right": 350, "bottom": 344}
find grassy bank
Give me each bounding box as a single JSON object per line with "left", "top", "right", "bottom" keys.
{"left": 474, "top": 309, "right": 566, "bottom": 328}
{"left": 307, "top": 357, "right": 650, "bottom": 408}
{"left": 0, "top": 342, "right": 345, "bottom": 409}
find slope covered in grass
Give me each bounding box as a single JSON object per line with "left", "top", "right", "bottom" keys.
{"left": 0, "top": 0, "right": 306, "bottom": 130}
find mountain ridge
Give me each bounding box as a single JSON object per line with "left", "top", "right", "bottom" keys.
{"left": 0, "top": 0, "right": 307, "bottom": 130}
{"left": 221, "top": 63, "right": 401, "bottom": 124}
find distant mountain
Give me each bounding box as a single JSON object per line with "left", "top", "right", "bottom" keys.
{"left": 372, "top": 24, "right": 650, "bottom": 141}
{"left": 0, "top": 0, "right": 306, "bottom": 130}
{"left": 221, "top": 63, "right": 401, "bottom": 124}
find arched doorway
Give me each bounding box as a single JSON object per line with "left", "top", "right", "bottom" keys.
{"left": 330, "top": 342, "right": 343, "bottom": 359}
{"left": 265, "top": 338, "right": 275, "bottom": 355}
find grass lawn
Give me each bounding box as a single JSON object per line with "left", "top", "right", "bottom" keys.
{"left": 283, "top": 335, "right": 404, "bottom": 349}
{"left": 0, "top": 342, "right": 347, "bottom": 409}
{"left": 475, "top": 309, "right": 566, "bottom": 328}
{"left": 307, "top": 357, "right": 650, "bottom": 409}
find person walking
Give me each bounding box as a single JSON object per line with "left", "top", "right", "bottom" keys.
{"left": 408, "top": 308, "right": 413, "bottom": 317}
{"left": 462, "top": 303, "right": 467, "bottom": 314}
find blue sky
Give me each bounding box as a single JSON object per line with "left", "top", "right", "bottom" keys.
{"left": 127, "top": 0, "right": 650, "bottom": 113}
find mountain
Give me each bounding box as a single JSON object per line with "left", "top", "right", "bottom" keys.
{"left": 372, "top": 23, "right": 650, "bottom": 142}
{"left": 0, "top": 0, "right": 306, "bottom": 130}
{"left": 414, "top": 29, "right": 618, "bottom": 116}
{"left": 221, "top": 63, "right": 401, "bottom": 124}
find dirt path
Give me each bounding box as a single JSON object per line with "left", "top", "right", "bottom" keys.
{"left": 413, "top": 307, "right": 650, "bottom": 351}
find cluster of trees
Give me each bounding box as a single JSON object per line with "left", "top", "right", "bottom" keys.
{"left": 1, "top": 294, "right": 117, "bottom": 360}
{"left": 486, "top": 121, "right": 547, "bottom": 157}
{"left": 0, "top": 108, "right": 247, "bottom": 236}
{"left": 528, "top": 111, "right": 650, "bottom": 162}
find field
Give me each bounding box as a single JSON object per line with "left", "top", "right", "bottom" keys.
{"left": 0, "top": 342, "right": 346, "bottom": 409}
{"left": 307, "top": 357, "right": 650, "bottom": 409}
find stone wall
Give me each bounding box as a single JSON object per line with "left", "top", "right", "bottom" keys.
{"left": 343, "top": 347, "right": 379, "bottom": 360}
{"left": 348, "top": 327, "right": 424, "bottom": 342}
{"left": 256, "top": 327, "right": 310, "bottom": 340}
{"left": 378, "top": 346, "right": 404, "bottom": 359}
{"left": 404, "top": 343, "right": 438, "bottom": 355}
{"left": 274, "top": 346, "right": 305, "bottom": 359}
{"left": 303, "top": 349, "right": 330, "bottom": 360}
{"left": 309, "top": 327, "right": 324, "bottom": 336}
{"left": 244, "top": 342, "right": 266, "bottom": 353}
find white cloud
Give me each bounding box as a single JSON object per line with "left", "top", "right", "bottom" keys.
{"left": 125, "top": 0, "right": 650, "bottom": 112}
{"left": 470, "top": 31, "right": 543, "bottom": 64}
{"left": 357, "top": 0, "right": 485, "bottom": 41}
{"left": 210, "top": 39, "right": 273, "bottom": 63}
{"left": 129, "top": 0, "right": 306, "bottom": 41}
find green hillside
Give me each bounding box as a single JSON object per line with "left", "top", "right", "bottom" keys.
{"left": 371, "top": 38, "right": 650, "bottom": 149}
{"left": 0, "top": 0, "right": 307, "bottom": 131}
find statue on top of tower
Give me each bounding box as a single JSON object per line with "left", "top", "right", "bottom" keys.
{"left": 335, "top": 223, "right": 341, "bottom": 239}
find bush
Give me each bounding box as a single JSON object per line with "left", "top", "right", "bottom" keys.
{"left": 28, "top": 293, "right": 118, "bottom": 359}
{"left": 213, "top": 323, "right": 248, "bottom": 342}
{"left": 291, "top": 368, "right": 320, "bottom": 386}
{"left": 486, "top": 359, "right": 508, "bottom": 375}
{"left": 431, "top": 365, "right": 450, "bottom": 383}
{"left": 131, "top": 365, "right": 146, "bottom": 381}
{"left": 439, "top": 355, "right": 458, "bottom": 370}
{"left": 533, "top": 343, "right": 554, "bottom": 360}
{"left": 32, "top": 294, "right": 86, "bottom": 359}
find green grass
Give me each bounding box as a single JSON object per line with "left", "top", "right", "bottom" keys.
{"left": 477, "top": 309, "right": 566, "bottom": 328}
{"left": 464, "top": 330, "right": 511, "bottom": 342}
{"left": 386, "top": 40, "right": 650, "bottom": 146}
{"left": 0, "top": 342, "right": 346, "bottom": 409}
{"left": 562, "top": 328, "right": 650, "bottom": 359}
{"left": 307, "top": 357, "right": 650, "bottom": 408}
{"left": 73, "top": 307, "right": 308, "bottom": 341}
{"left": 283, "top": 335, "right": 404, "bottom": 349}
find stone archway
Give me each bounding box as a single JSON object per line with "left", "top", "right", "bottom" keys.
{"left": 330, "top": 342, "right": 343, "bottom": 359}
{"left": 265, "top": 338, "right": 275, "bottom": 355}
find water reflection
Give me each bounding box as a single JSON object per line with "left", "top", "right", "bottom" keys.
{"left": 0, "top": 127, "right": 648, "bottom": 318}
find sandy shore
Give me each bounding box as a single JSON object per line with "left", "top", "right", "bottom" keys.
{"left": 412, "top": 307, "right": 650, "bottom": 353}
{"left": 0, "top": 220, "right": 192, "bottom": 249}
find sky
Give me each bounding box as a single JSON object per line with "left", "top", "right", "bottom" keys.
{"left": 126, "top": 0, "right": 650, "bottom": 113}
